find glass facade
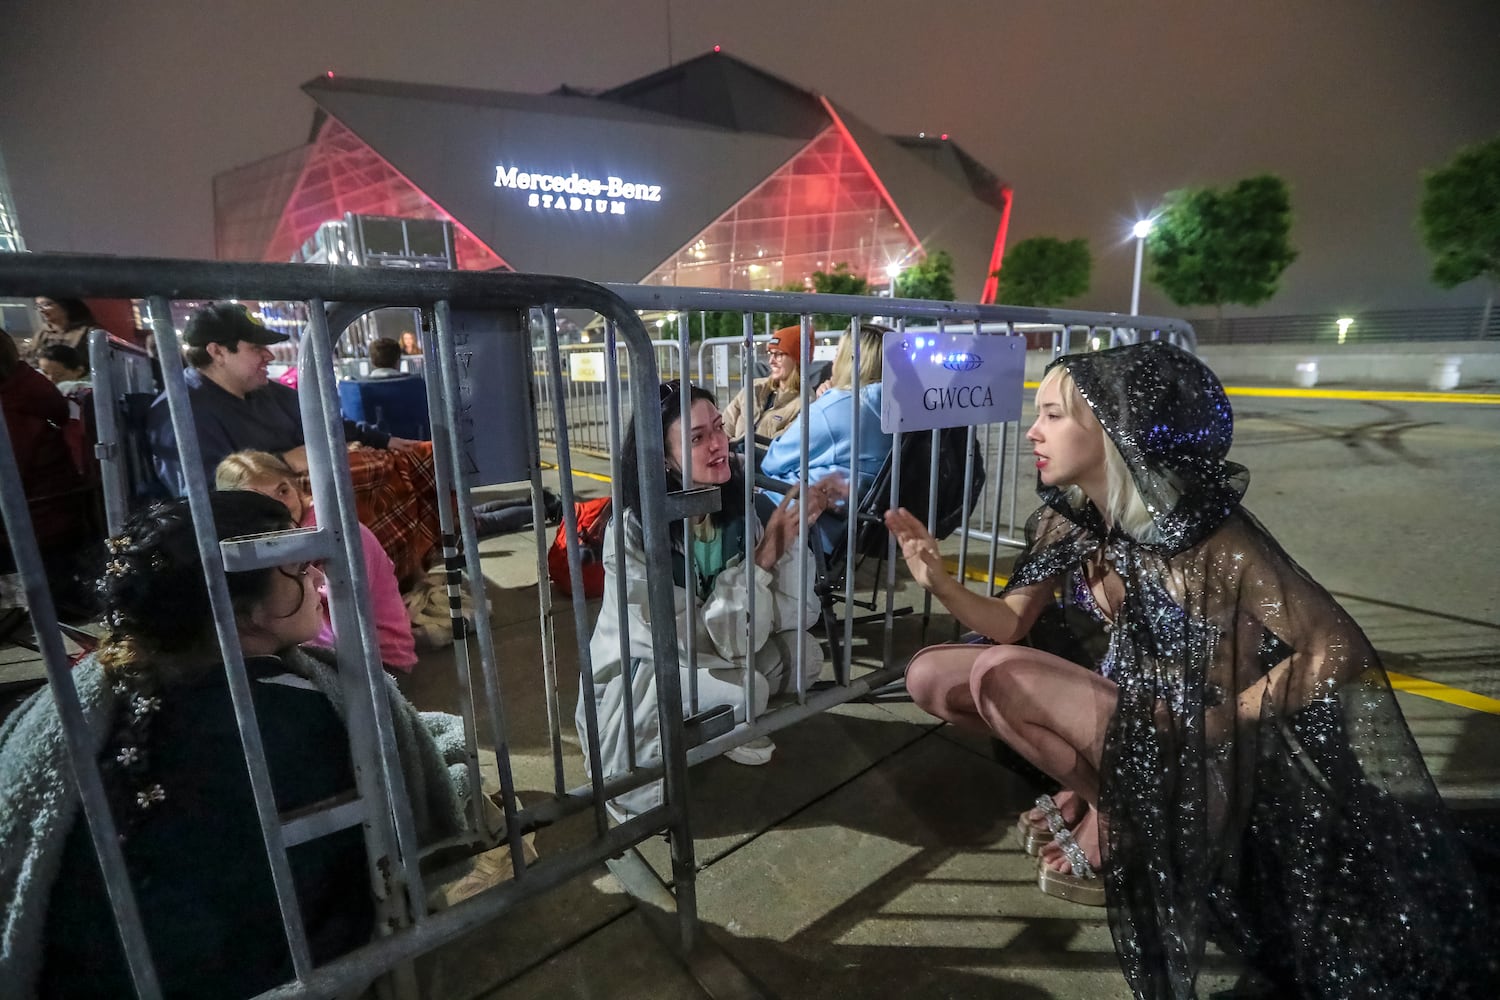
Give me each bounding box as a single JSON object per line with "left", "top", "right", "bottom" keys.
{"left": 218, "top": 119, "right": 505, "bottom": 271}
{"left": 641, "top": 127, "right": 920, "bottom": 291}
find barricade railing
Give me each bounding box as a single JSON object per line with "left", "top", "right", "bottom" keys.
{"left": 552, "top": 283, "right": 1196, "bottom": 757}
{"left": 531, "top": 338, "right": 681, "bottom": 453}
{"left": 87, "top": 329, "right": 159, "bottom": 535}
{"left": 0, "top": 254, "right": 701, "bottom": 999}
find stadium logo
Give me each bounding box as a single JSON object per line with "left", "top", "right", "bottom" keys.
{"left": 941, "top": 352, "right": 983, "bottom": 372}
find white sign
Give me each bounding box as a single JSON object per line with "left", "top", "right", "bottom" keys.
{"left": 881, "top": 331, "right": 1026, "bottom": 433}
{"left": 569, "top": 351, "right": 607, "bottom": 383}
{"left": 812, "top": 344, "right": 840, "bottom": 362}
{"left": 493, "top": 165, "right": 663, "bottom": 216}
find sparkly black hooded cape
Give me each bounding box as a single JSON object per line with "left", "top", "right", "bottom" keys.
{"left": 1004, "top": 342, "right": 1494, "bottom": 998}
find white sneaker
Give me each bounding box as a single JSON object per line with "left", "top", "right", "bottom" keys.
{"left": 723, "top": 736, "right": 776, "bottom": 766}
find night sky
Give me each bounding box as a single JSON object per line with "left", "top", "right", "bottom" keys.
{"left": 4, "top": 0, "right": 1498, "bottom": 318}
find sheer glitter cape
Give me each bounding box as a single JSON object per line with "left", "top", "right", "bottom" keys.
{"left": 1004, "top": 343, "right": 1494, "bottom": 998}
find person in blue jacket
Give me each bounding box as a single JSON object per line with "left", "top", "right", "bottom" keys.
{"left": 760, "top": 323, "right": 891, "bottom": 507}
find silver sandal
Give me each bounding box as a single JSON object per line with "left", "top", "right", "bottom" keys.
{"left": 1036, "top": 822, "right": 1106, "bottom": 906}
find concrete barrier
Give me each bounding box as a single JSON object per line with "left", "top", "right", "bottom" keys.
{"left": 1194, "top": 341, "right": 1500, "bottom": 390}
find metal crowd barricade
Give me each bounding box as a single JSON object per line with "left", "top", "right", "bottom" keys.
{"left": 532, "top": 338, "right": 682, "bottom": 454}
{"left": 570, "top": 284, "right": 1197, "bottom": 755}
{"left": 87, "top": 329, "right": 160, "bottom": 535}
{"left": 0, "top": 254, "right": 702, "bottom": 1000}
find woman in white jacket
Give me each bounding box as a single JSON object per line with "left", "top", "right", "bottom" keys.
{"left": 576, "top": 381, "right": 844, "bottom": 820}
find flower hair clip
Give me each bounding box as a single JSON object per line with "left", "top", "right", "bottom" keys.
{"left": 135, "top": 784, "right": 166, "bottom": 810}
{"left": 106, "top": 536, "right": 129, "bottom": 554}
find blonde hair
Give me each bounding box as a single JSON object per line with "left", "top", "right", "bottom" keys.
{"left": 828, "top": 324, "right": 885, "bottom": 391}
{"left": 1035, "top": 366, "right": 1164, "bottom": 542}
{"left": 215, "top": 450, "right": 298, "bottom": 492}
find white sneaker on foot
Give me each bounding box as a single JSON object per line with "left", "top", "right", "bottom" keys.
{"left": 723, "top": 736, "right": 775, "bottom": 766}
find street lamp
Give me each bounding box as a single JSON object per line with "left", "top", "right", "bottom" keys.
{"left": 1130, "top": 219, "right": 1153, "bottom": 316}
{"left": 885, "top": 261, "right": 904, "bottom": 298}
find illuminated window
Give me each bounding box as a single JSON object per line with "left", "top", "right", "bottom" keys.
{"left": 642, "top": 127, "right": 918, "bottom": 291}
{"left": 221, "top": 118, "right": 506, "bottom": 271}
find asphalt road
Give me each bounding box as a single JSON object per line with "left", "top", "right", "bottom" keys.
{"left": 1224, "top": 394, "right": 1500, "bottom": 624}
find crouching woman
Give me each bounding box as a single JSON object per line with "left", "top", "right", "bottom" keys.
{"left": 576, "top": 381, "right": 843, "bottom": 821}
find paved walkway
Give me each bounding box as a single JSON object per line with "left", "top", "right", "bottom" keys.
{"left": 396, "top": 423, "right": 1500, "bottom": 999}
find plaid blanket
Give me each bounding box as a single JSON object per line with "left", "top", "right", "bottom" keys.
{"left": 305, "top": 444, "right": 447, "bottom": 589}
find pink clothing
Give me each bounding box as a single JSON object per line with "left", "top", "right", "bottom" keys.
{"left": 302, "top": 509, "right": 418, "bottom": 671}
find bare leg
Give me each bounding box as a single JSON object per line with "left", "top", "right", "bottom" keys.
{"left": 904, "top": 644, "right": 992, "bottom": 736}
{"left": 967, "top": 644, "right": 1116, "bottom": 802}
{"left": 965, "top": 645, "right": 1116, "bottom": 869}
{"left": 908, "top": 645, "right": 1098, "bottom": 832}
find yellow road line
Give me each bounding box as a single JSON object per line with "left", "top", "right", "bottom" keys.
{"left": 1223, "top": 386, "right": 1500, "bottom": 405}
{"left": 1024, "top": 380, "right": 1499, "bottom": 404}
{"left": 539, "top": 460, "right": 614, "bottom": 484}
{"left": 1388, "top": 671, "right": 1500, "bottom": 715}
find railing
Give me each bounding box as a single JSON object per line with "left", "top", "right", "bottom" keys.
{"left": 531, "top": 339, "right": 682, "bottom": 454}
{"left": 555, "top": 283, "right": 1194, "bottom": 756}
{"left": 4, "top": 262, "right": 1199, "bottom": 998}
{"left": 1194, "top": 305, "right": 1497, "bottom": 344}
{"left": 0, "top": 254, "right": 702, "bottom": 999}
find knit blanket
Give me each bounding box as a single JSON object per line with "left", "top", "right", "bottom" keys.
{"left": 0, "top": 646, "right": 466, "bottom": 997}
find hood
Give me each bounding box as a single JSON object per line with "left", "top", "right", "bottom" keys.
{"left": 1041, "top": 341, "right": 1248, "bottom": 553}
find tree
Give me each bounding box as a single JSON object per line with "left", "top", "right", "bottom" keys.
{"left": 894, "top": 249, "right": 957, "bottom": 301}
{"left": 1419, "top": 135, "right": 1500, "bottom": 339}
{"left": 768, "top": 262, "right": 875, "bottom": 332}
{"left": 1145, "top": 174, "right": 1298, "bottom": 331}
{"left": 656, "top": 310, "right": 742, "bottom": 343}
{"left": 993, "top": 237, "right": 1091, "bottom": 307}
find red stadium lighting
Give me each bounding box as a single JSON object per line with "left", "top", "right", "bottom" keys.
{"left": 713, "top": 45, "right": 721, "bottom": 53}
{"left": 940, "top": 133, "right": 949, "bottom": 140}
{"left": 326, "top": 70, "right": 335, "bottom": 78}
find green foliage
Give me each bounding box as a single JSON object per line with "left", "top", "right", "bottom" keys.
{"left": 894, "top": 249, "right": 957, "bottom": 301}
{"left": 656, "top": 310, "right": 745, "bottom": 343}
{"left": 1419, "top": 135, "right": 1500, "bottom": 290}
{"left": 768, "top": 262, "right": 875, "bottom": 332}
{"left": 1145, "top": 174, "right": 1298, "bottom": 312}
{"left": 993, "top": 238, "right": 1091, "bottom": 307}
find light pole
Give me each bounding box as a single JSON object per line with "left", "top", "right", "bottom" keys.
{"left": 885, "top": 261, "right": 903, "bottom": 299}
{"left": 1130, "top": 219, "right": 1152, "bottom": 316}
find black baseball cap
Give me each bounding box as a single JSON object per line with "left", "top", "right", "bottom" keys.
{"left": 183, "top": 303, "right": 289, "bottom": 347}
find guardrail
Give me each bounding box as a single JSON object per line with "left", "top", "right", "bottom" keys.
{"left": 0, "top": 254, "right": 703, "bottom": 999}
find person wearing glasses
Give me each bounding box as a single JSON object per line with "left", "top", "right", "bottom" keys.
{"left": 577, "top": 381, "right": 845, "bottom": 822}
{"left": 1, "top": 491, "right": 474, "bottom": 998}
{"left": 720, "top": 325, "right": 805, "bottom": 445}
{"left": 759, "top": 324, "right": 892, "bottom": 516}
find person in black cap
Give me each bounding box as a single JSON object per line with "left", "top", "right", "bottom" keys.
{"left": 888, "top": 342, "right": 1494, "bottom": 997}
{"left": 145, "top": 303, "right": 420, "bottom": 492}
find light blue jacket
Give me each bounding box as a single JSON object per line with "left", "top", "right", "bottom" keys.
{"left": 760, "top": 383, "right": 891, "bottom": 499}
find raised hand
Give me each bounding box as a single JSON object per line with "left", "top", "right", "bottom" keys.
{"left": 883, "top": 506, "right": 950, "bottom": 592}
{"left": 753, "top": 474, "right": 847, "bottom": 570}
